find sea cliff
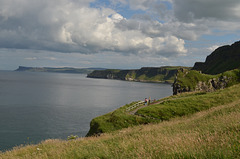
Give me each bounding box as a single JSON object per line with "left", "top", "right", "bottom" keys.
{"left": 87, "top": 66, "right": 191, "bottom": 83}
{"left": 172, "top": 68, "right": 240, "bottom": 95}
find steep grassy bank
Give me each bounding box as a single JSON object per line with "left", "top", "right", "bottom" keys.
{"left": 1, "top": 90, "right": 239, "bottom": 158}
{"left": 87, "top": 83, "right": 240, "bottom": 136}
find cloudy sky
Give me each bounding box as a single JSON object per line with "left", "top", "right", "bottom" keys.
{"left": 0, "top": 0, "right": 240, "bottom": 70}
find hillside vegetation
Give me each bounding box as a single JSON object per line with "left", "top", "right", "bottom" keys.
{"left": 87, "top": 82, "right": 240, "bottom": 136}
{"left": 1, "top": 84, "right": 239, "bottom": 158}
{"left": 193, "top": 41, "right": 240, "bottom": 74}
{"left": 87, "top": 66, "right": 191, "bottom": 83}
{"left": 172, "top": 68, "right": 240, "bottom": 94}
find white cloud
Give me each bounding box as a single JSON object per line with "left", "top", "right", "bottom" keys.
{"left": 0, "top": 0, "right": 187, "bottom": 58}
{"left": 1, "top": 0, "right": 240, "bottom": 70}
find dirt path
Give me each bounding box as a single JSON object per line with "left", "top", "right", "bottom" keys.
{"left": 129, "top": 104, "right": 147, "bottom": 115}
{"left": 128, "top": 97, "right": 183, "bottom": 116}
{"left": 128, "top": 100, "right": 164, "bottom": 115}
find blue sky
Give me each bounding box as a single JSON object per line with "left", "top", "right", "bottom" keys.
{"left": 0, "top": 0, "right": 240, "bottom": 70}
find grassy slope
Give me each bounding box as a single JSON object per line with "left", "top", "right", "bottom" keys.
{"left": 86, "top": 101, "right": 157, "bottom": 136}
{"left": 1, "top": 86, "right": 239, "bottom": 158}
{"left": 87, "top": 83, "right": 240, "bottom": 136}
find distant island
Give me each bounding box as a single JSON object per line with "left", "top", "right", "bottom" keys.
{"left": 15, "top": 66, "right": 106, "bottom": 74}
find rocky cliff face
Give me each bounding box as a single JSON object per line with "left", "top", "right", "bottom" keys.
{"left": 192, "top": 41, "right": 240, "bottom": 75}
{"left": 172, "top": 68, "right": 238, "bottom": 95}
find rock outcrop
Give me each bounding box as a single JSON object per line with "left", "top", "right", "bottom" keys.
{"left": 172, "top": 68, "right": 239, "bottom": 95}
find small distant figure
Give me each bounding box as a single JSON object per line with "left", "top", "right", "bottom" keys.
{"left": 144, "top": 98, "right": 148, "bottom": 105}
{"left": 148, "top": 97, "right": 151, "bottom": 105}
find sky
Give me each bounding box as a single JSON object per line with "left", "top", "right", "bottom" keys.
{"left": 0, "top": 0, "right": 240, "bottom": 70}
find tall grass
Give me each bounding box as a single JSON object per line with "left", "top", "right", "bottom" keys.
{"left": 1, "top": 97, "right": 239, "bottom": 158}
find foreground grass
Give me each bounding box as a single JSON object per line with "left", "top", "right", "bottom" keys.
{"left": 1, "top": 92, "right": 240, "bottom": 158}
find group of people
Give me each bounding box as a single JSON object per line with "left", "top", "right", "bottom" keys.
{"left": 144, "top": 97, "right": 156, "bottom": 106}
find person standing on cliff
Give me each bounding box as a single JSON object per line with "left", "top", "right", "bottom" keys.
{"left": 148, "top": 97, "right": 151, "bottom": 105}
{"left": 145, "top": 98, "right": 148, "bottom": 105}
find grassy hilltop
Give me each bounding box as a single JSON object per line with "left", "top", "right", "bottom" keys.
{"left": 1, "top": 84, "right": 240, "bottom": 158}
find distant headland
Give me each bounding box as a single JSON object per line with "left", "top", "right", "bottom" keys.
{"left": 15, "top": 66, "right": 106, "bottom": 74}
{"left": 87, "top": 66, "right": 191, "bottom": 84}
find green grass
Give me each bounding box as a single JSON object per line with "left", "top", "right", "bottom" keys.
{"left": 86, "top": 102, "right": 156, "bottom": 136}
{"left": 137, "top": 84, "right": 240, "bottom": 120}
{"left": 1, "top": 90, "right": 239, "bottom": 158}
{"left": 87, "top": 83, "right": 240, "bottom": 137}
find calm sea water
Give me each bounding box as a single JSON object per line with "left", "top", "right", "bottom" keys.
{"left": 0, "top": 71, "right": 172, "bottom": 151}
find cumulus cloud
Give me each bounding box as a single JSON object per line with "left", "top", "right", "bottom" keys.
{"left": 1, "top": 0, "right": 239, "bottom": 62}
{"left": 110, "top": 0, "right": 240, "bottom": 43}
{"left": 0, "top": 0, "right": 188, "bottom": 58}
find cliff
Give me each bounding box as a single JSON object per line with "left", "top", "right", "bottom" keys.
{"left": 87, "top": 66, "right": 191, "bottom": 83}
{"left": 172, "top": 68, "right": 240, "bottom": 95}
{"left": 192, "top": 41, "right": 240, "bottom": 74}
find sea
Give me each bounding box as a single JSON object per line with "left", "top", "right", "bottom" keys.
{"left": 0, "top": 71, "right": 172, "bottom": 151}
